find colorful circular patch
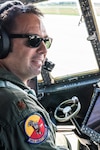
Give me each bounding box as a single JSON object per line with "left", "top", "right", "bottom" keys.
{"left": 24, "top": 113, "right": 48, "bottom": 144}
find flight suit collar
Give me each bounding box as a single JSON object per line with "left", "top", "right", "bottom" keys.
{"left": 0, "top": 67, "right": 30, "bottom": 90}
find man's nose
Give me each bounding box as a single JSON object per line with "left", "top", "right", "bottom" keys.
{"left": 37, "top": 41, "right": 48, "bottom": 54}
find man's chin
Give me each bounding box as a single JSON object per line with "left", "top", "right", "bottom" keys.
{"left": 35, "top": 68, "right": 42, "bottom": 76}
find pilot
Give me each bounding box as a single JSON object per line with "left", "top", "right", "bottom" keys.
{"left": 0, "top": 0, "right": 69, "bottom": 150}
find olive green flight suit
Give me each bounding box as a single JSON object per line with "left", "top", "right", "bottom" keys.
{"left": 0, "top": 68, "right": 68, "bottom": 150}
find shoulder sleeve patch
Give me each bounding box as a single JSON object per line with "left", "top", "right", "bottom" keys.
{"left": 24, "top": 113, "right": 48, "bottom": 144}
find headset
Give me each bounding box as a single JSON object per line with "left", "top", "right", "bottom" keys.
{"left": 0, "top": 27, "right": 10, "bottom": 59}
{"left": 0, "top": 0, "right": 24, "bottom": 59}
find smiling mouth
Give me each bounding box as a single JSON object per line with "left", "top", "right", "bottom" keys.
{"left": 32, "top": 59, "right": 43, "bottom": 66}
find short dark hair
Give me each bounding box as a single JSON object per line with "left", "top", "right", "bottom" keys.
{"left": 0, "top": 2, "right": 43, "bottom": 33}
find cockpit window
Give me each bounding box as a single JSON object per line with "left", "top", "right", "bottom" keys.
{"left": 91, "top": 0, "right": 100, "bottom": 42}
{"left": 35, "top": 0, "right": 99, "bottom": 80}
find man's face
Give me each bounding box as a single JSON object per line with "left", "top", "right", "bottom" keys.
{"left": 3, "top": 13, "right": 49, "bottom": 84}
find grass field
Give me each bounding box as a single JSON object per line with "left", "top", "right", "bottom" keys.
{"left": 36, "top": 6, "right": 79, "bottom": 15}
{"left": 36, "top": 3, "right": 100, "bottom": 16}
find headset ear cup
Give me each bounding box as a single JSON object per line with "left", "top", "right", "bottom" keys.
{"left": 0, "top": 28, "right": 10, "bottom": 59}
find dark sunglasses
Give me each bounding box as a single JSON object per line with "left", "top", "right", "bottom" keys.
{"left": 9, "top": 34, "right": 53, "bottom": 49}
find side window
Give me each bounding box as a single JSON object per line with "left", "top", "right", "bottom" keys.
{"left": 36, "top": 1, "right": 99, "bottom": 81}
{"left": 91, "top": 0, "right": 100, "bottom": 42}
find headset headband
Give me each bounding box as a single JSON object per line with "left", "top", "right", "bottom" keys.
{"left": 0, "top": 0, "right": 24, "bottom": 14}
